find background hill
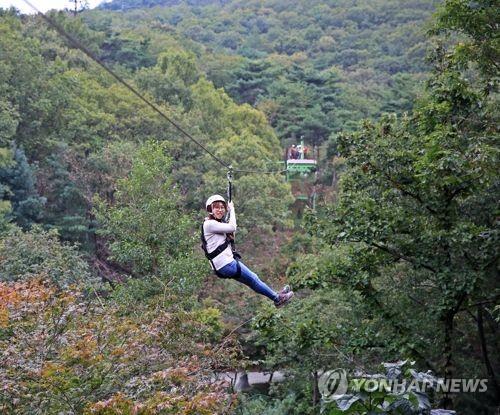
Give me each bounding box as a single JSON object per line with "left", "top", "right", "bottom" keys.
{"left": 86, "top": 0, "right": 439, "bottom": 144}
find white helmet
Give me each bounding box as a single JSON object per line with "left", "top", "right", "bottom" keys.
{"left": 205, "top": 194, "right": 226, "bottom": 212}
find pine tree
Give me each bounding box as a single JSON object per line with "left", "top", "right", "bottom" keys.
{"left": 0, "top": 143, "right": 46, "bottom": 230}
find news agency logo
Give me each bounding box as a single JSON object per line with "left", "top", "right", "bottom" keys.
{"left": 350, "top": 377, "right": 488, "bottom": 394}
{"left": 318, "top": 368, "right": 488, "bottom": 403}
{"left": 318, "top": 369, "right": 348, "bottom": 402}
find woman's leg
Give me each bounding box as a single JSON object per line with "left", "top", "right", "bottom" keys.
{"left": 217, "top": 260, "right": 239, "bottom": 278}
{"left": 234, "top": 261, "right": 279, "bottom": 302}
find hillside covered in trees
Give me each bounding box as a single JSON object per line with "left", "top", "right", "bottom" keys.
{"left": 0, "top": 0, "right": 498, "bottom": 414}
{"left": 90, "top": 0, "right": 439, "bottom": 142}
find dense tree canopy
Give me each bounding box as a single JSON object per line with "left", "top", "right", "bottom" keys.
{"left": 82, "top": 0, "right": 438, "bottom": 144}
{"left": 0, "top": 0, "right": 497, "bottom": 413}
{"left": 255, "top": 1, "right": 499, "bottom": 413}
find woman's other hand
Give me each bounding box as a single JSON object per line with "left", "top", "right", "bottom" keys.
{"left": 227, "top": 201, "right": 234, "bottom": 212}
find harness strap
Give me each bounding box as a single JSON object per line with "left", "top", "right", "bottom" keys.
{"left": 200, "top": 222, "right": 242, "bottom": 278}
{"left": 205, "top": 239, "right": 229, "bottom": 260}
{"left": 200, "top": 224, "right": 218, "bottom": 272}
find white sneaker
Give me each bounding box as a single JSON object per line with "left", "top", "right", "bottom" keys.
{"left": 274, "top": 291, "right": 294, "bottom": 308}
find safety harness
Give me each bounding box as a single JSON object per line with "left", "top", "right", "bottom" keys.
{"left": 201, "top": 168, "right": 243, "bottom": 278}
{"left": 200, "top": 222, "right": 241, "bottom": 278}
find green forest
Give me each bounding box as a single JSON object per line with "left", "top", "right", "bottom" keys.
{"left": 0, "top": 0, "right": 498, "bottom": 414}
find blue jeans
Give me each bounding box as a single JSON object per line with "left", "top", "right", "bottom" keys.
{"left": 217, "top": 260, "right": 278, "bottom": 302}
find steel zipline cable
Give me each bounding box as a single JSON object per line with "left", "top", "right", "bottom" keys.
{"left": 21, "top": 0, "right": 288, "bottom": 177}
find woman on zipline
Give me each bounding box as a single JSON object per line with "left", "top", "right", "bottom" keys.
{"left": 201, "top": 194, "right": 294, "bottom": 307}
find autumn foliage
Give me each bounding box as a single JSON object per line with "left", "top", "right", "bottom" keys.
{"left": 0, "top": 277, "right": 238, "bottom": 414}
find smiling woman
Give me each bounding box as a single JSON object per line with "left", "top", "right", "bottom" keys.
{"left": 200, "top": 194, "right": 294, "bottom": 308}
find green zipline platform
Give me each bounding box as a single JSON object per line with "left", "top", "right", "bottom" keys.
{"left": 286, "top": 159, "right": 317, "bottom": 180}
{"left": 286, "top": 159, "right": 317, "bottom": 173}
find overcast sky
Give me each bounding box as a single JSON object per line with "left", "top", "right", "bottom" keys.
{"left": 0, "top": 0, "right": 103, "bottom": 13}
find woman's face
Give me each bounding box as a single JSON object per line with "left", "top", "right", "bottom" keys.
{"left": 211, "top": 201, "right": 226, "bottom": 220}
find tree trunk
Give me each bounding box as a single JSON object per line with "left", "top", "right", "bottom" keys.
{"left": 312, "top": 371, "right": 320, "bottom": 407}
{"left": 477, "top": 305, "right": 500, "bottom": 404}
{"left": 235, "top": 372, "right": 251, "bottom": 392}
{"left": 441, "top": 312, "right": 455, "bottom": 409}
